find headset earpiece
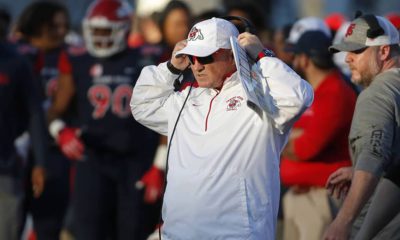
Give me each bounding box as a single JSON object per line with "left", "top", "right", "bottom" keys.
{"left": 363, "top": 14, "right": 385, "bottom": 38}
{"left": 354, "top": 10, "right": 363, "bottom": 19}
{"left": 354, "top": 11, "right": 385, "bottom": 39}
{"left": 220, "top": 15, "right": 256, "bottom": 34}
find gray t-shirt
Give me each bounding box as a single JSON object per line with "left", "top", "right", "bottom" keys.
{"left": 349, "top": 68, "right": 400, "bottom": 177}
{"left": 349, "top": 68, "right": 400, "bottom": 239}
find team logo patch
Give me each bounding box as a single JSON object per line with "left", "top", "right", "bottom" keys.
{"left": 345, "top": 23, "right": 356, "bottom": 37}
{"left": 226, "top": 96, "right": 243, "bottom": 111}
{"left": 188, "top": 27, "right": 204, "bottom": 41}
{"left": 90, "top": 64, "right": 103, "bottom": 77}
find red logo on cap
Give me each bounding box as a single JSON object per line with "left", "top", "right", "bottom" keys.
{"left": 345, "top": 23, "right": 356, "bottom": 37}
{"left": 188, "top": 27, "right": 204, "bottom": 41}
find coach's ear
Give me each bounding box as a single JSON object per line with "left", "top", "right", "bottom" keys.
{"left": 379, "top": 45, "right": 390, "bottom": 61}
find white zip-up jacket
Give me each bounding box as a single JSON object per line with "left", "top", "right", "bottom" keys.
{"left": 131, "top": 57, "right": 313, "bottom": 240}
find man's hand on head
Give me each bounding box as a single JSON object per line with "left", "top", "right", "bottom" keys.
{"left": 237, "top": 32, "right": 264, "bottom": 61}
{"left": 171, "top": 40, "right": 191, "bottom": 71}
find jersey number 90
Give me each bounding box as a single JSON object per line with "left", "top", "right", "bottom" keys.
{"left": 87, "top": 84, "right": 132, "bottom": 119}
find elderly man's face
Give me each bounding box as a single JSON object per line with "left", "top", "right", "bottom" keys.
{"left": 345, "top": 46, "right": 382, "bottom": 87}
{"left": 189, "top": 49, "right": 236, "bottom": 89}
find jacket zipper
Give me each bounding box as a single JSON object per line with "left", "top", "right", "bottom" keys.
{"left": 205, "top": 91, "right": 219, "bottom": 131}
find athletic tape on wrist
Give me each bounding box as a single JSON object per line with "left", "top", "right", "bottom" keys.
{"left": 49, "top": 119, "right": 65, "bottom": 139}
{"left": 153, "top": 144, "right": 168, "bottom": 170}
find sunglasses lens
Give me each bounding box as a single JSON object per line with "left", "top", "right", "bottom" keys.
{"left": 351, "top": 47, "right": 368, "bottom": 54}
{"left": 188, "top": 55, "right": 214, "bottom": 65}
{"left": 199, "top": 55, "right": 214, "bottom": 64}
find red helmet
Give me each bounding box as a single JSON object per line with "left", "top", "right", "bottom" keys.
{"left": 82, "top": 0, "right": 133, "bottom": 58}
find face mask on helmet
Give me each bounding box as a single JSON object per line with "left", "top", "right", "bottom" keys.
{"left": 83, "top": 0, "right": 132, "bottom": 58}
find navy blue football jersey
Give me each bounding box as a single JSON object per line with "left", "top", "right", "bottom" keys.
{"left": 0, "top": 42, "right": 47, "bottom": 171}
{"left": 60, "top": 47, "right": 159, "bottom": 155}
{"left": 16, "top": 41, "right": 75, "bottom": 147}
{"left": 40, "top": 47, "right": 65, "bottom": 110}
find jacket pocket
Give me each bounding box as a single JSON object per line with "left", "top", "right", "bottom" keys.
{"left": 162, "top": 170, "right": 251, "bottom": 239}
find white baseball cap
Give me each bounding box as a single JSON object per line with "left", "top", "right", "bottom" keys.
{"left": 287, "top": 17, "right": 332, "bottom": 44}
{"left": 175, "top": 17, "right": 239, "bottom": 57}
{"left": 329, "top": 15, "right": 399, "bottom": 53}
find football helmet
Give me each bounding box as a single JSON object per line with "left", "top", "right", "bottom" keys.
{"left": 82, "top": 0, "right": 132, "bottom": 58}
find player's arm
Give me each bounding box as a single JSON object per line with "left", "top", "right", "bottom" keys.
{"left": 17, "top": 57, "right": 47, "bottom": 198}
{"left": 137, "top": 135, "right": 167, "bottom": 204}
{"left": 47, "top": 73, "right": 75, "bottom": 122}
{"left": 47, "top": 51, "right": 84, "bottom": 160}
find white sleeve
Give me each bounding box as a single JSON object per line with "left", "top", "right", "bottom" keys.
{"left": 258, "top": 57, "right": 314, "bottom": 133}
{"left": 130, "top": 62, "right": 178, "bottom": 136}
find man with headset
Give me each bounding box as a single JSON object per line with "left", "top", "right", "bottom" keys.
{"left": 323, "top": 14, "right": 400, "bottom": 240}
{"left": 131, "top": 17, "right": 313, "bottom": 239}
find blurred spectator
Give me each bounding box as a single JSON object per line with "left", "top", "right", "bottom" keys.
{"left": 324, "top": 14, "right": 400, "bottom": 240}
{"left": 17, "top": 1, "right": 69, "bottom": 52}
{"left": 158, "top": 0, "right": 192, "bottom": 53}
{"left": 194, "top": 9, "right": 222, "bottom": 23}
{"left": 129, "top": 12, "right": 163, "bottom": 48}
{"left": 128, "top": 0, "right": 170, "bottom": 48}
{"left": 273, "top": 23, "right": 294, "bottom": 66}
{"left": 47, "top": 0, "right": 161, "bottom": 239}
{"left": 386, "top": 12, "right": 400, "bottom": 30}
{"left": 14, "top": 1, "right": 72, "bottom": 239}
{"left": 223, "top": 1, "right": 271, "bottom": 46}
{"left": 286, "top": 17, "right": 331, "bottom": 45}
{"left": 136, "top": 0, "right": 170, "bottom": 18}
{"left": 281, "top": 25, "right": 356, "bottom": 240}
{"left": 324, "top": 12, "right": 348, "bottom": 36}
{"left": 0, "top": 8, "right": 48, "bottom": 239}
{"left": 332, "top": 22, "right": 352, "bottom": 77}
{"left": 157, "top": 0, "right": 194, "bottom": 90}
{"left": 0, "top": 6, "right": 10, "bottom": 40}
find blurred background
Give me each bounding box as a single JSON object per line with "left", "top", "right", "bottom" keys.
{"left": 1, "top": 1, "right": 400, "bottom": 240}
{"left": 1, "top": 0, "right": 400, "bottom": 31}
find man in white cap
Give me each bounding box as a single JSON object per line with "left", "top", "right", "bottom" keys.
{"left": 324, "top": 14, "right": 400, "bottom": 240}
{"left": 131, "top": 17, "right": 313, "bottom": 239}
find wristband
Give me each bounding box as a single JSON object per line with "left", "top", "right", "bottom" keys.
{"left": 167, "top": 60, "right": 182, "bottom": 75}
{"left": 153, "top": 144, "right": 168, "bottom": 170}
{"left": 49, "top": 119, "right": 65, "bottom": 139}
{"left": 255, "top": 49, "right": 275, "bottom": 62}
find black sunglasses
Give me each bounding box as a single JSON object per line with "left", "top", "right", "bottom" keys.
{"left": 351, "top": 47, "right": 368, "bottom": 54}
{"left": 188, "top": 54, "right": 214, "bottom": 65}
